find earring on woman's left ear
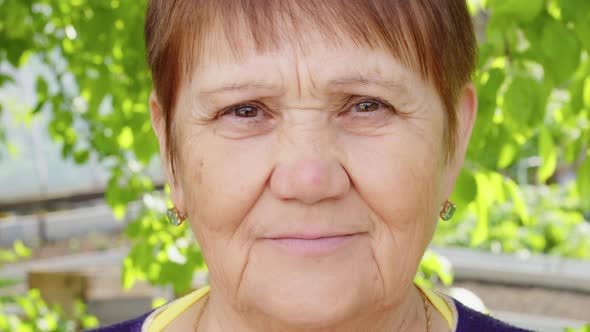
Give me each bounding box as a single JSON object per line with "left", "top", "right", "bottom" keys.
{"left": 166, "top": 207, "right": 187, "bottom": 226}
{"left": 440, "top": 200, "right": 456, "bottom": 221}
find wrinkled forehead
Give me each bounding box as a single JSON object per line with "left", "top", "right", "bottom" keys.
{"left": 179, "top": 0, "right": 431, "bottom": 83}
{"left": 194, "top": 32, "right": 420, "bottom": 93}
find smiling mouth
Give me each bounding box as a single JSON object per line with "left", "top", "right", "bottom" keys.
{"left": 263, "top": 233, "right": 362, "bottom": 256}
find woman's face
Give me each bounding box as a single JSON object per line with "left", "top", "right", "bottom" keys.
{"left": 152, "top": 28, "right": 474, "bottom": 327}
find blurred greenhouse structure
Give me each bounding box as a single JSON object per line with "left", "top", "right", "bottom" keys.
{"left": 0, "top": 60, "right": 163, "bottom": 206}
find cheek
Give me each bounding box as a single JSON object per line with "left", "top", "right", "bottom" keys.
{"left": 176, "top": 130, "right": 276, "bottom": 294}
{"left": 347, "top": 135, "right": 443, "bottom": 238}
{"left": 179, "top": 134, "right": 275, "bottom": 239}
{"left": 345, "top": 120, "right": 446, "bottom": 222}
{"left": 342, "top": 120, "right": 446, "bottom": 294}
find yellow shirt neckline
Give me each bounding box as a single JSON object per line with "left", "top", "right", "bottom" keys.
{"left": 415, "top": 283, "right": 455, "bottom": 329}
{"left": 146, "top": 284, "right": 454, "bottom": 332}
{"left": 146, "top": 286, "right": 210, "bottom": 332}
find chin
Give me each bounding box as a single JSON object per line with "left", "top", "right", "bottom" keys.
{"left": 243, "top": 246, "right": 383, "bottom": 329}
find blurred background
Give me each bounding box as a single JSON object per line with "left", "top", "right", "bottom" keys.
{"left": 0, "top": 0, "right": 589, "bottom": 331}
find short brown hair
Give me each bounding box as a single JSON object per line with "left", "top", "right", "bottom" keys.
{"left": 145, "top": 0, "right": 476, "bottom": 174}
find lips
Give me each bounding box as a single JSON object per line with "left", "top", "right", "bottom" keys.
{"left": 263, "top": 233, "right": 363, "bottom": 256}
{"left": 266, "top": 233, "right": 358, "bottom": 240}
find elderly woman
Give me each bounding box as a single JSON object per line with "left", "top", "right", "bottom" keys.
{"left": 93, "top": 0, "right": 531, "bottom": 331}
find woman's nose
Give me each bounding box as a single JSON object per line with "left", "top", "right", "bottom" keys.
{"left": 269, "top": 156, "right": 351, "bottom": 205}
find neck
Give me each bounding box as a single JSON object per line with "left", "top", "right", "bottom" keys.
{"left": 196, "top": 286, "right": 428, "bottom": 332}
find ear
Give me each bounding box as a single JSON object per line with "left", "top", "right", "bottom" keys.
{"left": 149, "top": 91, "right": 186, "bottom": 213}
{"left": 443, "top": 83, "right": 478, "bottom": 201}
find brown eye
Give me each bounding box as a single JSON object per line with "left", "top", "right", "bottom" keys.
{"left": 354, "top": 101, "right": 381, "bottom": 113}
{"left": 233, "top": 105, "right": 259, "bottom": 118}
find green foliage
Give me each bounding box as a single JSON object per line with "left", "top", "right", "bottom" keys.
{"left": 0, "top": 0, "right": 589, "bottom": 294}
{"left": 122, "top": 192, "right": 206, "bottom": 295}
{"left": 565, "top": 325, "right": 590, "bottom": 332}
{"left": 415, "top": 251, "right": 453, "bottom": 289}
{"left": 456, "top": 0, "right": 590, "bottom": 253}
{"left": 0, "top": 243, "right": 98, "bottom": 331}
{"left": 0, "top": 290, "right": 98, "bottom": 332}
{"left": 437, "top": 183, "right": 590, "bottom": 259}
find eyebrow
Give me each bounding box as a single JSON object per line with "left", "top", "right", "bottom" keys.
{"left": 199, "top": 81, "right": 282, "bottom": 96}
{"left": 199, "top": 75, "right": 409, "bottom": 97}
{"left": 326, "top": 75, "right": 410, "bottom": 94}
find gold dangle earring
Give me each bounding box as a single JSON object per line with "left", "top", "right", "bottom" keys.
{"left": 166, "top": 207, "right": 187, "bottom": 226}
{"left": 440, "top": 200, "right": 456, "bottom": 221}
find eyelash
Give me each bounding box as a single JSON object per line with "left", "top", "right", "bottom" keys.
{"left": 217, "top": 96, "right": 396, "bottom": 120}
{"left": 343, "top": 96, "right": 395, "bottom": 116}
{"left": 219, "top": 102, "right": 265, "bottom": 118}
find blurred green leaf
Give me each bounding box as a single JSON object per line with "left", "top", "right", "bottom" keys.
{"left": 503, "top": 75, "right": 544, "bottom": 127}
{"left": 0, "top": 73, "right": 14, "bottom": 86}
{"left": 584, "top": 77, "right": 590, "bottom": 109}
{"left": 472, "top": 173, "right": 490, "bottom": 246}
{"left": 578, "top": 157, "right": 590, "bottom": 211}
{"left": 498, "top": 143, "right": 518, "bottom": 169}
{"left": 416, "top": 250, "right": 453, "bottom": 288}
{"left": 564, "top": 324, "right": 590, "bottom": 332}
{"left": 538, "top": 127, "right": 557, "bottom": 183}
{"left": 73, "top": 149, "right": 90, "bottom": 164}
{"left": 13, "top": 241, "right": 31, "bottom": 259}
{"left": 452, "top": 170, "right": 477, "bottom": 207}
{"left": 504, "top": 179, "right": 530, "bottom": 225}
{"left": 36, "top": 76, "right": 49, "bottom": 102}
{"left": 539, "top": 19, "right": 580, "bottom": 85}
{"left": 487, "top": 0, "right": 544, "bottom": 22}
{"left": 117, "top": 126, "right": 134, "bottom": 149}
